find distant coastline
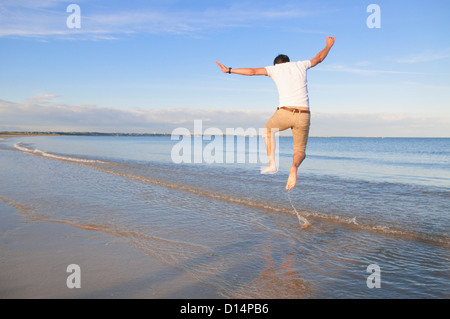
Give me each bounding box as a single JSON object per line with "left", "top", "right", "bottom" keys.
{"left": 0, "top": 132, "right": 447, "bottom": 138}
{"left": 0, "top": 131, "right": 171, "bottom": 137}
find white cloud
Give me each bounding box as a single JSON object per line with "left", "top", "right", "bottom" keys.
{"left": 317, "top": 64, "right": 422, "bottom": 76}
{"left": 1, "top": 0, "right": 73, "bottom": 7}
{"left": 27, "top": 94, "right": 60, "bottom": 103}
{"left": 0, "top": 1, "right": 315, "bottom": 39}
{"left": 0, "top": 96, "right": 271, "bottom": 133}
{"left": 311, "top": 112, "right": 450, "bottom": 137}
{"left": 1, "top": 96, "right": 449, "bottom": 137}
{"left": 395, "top": 50, "right": 450, "bottom": 64}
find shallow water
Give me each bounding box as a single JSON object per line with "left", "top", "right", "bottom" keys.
{"left": 0, "top": 136, "right": 448, "bottom": 298}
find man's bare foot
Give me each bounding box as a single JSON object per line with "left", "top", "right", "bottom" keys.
{"left": 286, "top": 166, "right": 298, "bottom": 190}
{"left": 261, "top": 164, "right": 277, "bottom": 174}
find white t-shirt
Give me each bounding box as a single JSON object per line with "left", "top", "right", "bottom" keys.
{"left": 265, "top": 60, "right": 311, "bottom": 108}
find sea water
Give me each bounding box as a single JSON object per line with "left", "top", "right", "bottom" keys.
{"left": 0, "top": 135, "right": 448, "bottom": 298}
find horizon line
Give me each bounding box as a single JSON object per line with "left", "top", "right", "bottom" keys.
{"left": 1, "top": 131, "right": 449, "bottom": 139}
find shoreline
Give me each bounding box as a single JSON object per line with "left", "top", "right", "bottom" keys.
{"left": 0, "top": 200, "right": 220, "bottom": 299}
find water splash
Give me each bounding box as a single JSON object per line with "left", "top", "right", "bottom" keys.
{"left": 287, "top": 190, "right": 311, "bottom": 229}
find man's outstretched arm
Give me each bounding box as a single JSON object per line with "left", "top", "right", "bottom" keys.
{"left": 310, "top": 36, "right": 335, "bottom": 68}
{"left": 215, "top": 61, "right": 267, "bottom": 76}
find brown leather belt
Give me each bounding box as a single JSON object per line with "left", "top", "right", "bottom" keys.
{"left": 278, "top": 107, "right": 310, "bottom": 114}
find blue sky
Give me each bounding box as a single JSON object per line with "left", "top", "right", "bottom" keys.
{"left": 0, "top": 0, "right": 449, "bottom": 136}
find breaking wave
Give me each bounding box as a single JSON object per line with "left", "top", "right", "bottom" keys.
{"left": 14, "top": 143, "right": 105, "bottom": 164}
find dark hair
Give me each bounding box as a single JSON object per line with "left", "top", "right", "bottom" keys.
{"left": 273, "top": 54, "right": 290, "bottom": 65}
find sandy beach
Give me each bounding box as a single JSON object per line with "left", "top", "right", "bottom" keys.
{"left": 0, "top": 135, "right": 219, "bottom": 299}
{"left": 0, "top": 200, "right": 219, "bottom": 299}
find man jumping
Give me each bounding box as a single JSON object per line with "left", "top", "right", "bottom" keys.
{"left": 216, "top": 36, "right": 335, "bottom": 190}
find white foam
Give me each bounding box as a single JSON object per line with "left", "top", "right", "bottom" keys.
{"left": 14, "top": 143, "right": 105, "bottom": 164}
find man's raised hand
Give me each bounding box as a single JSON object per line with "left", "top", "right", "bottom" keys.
{"left": 326, "top": 36, "right": 335, "bottom": 47}
{"left": 215, "top": 61, "right": 228, "bottom": 73}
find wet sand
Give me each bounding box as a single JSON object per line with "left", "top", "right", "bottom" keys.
{"left": 0, "top": 201, "right": 220, "bottom": 299}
